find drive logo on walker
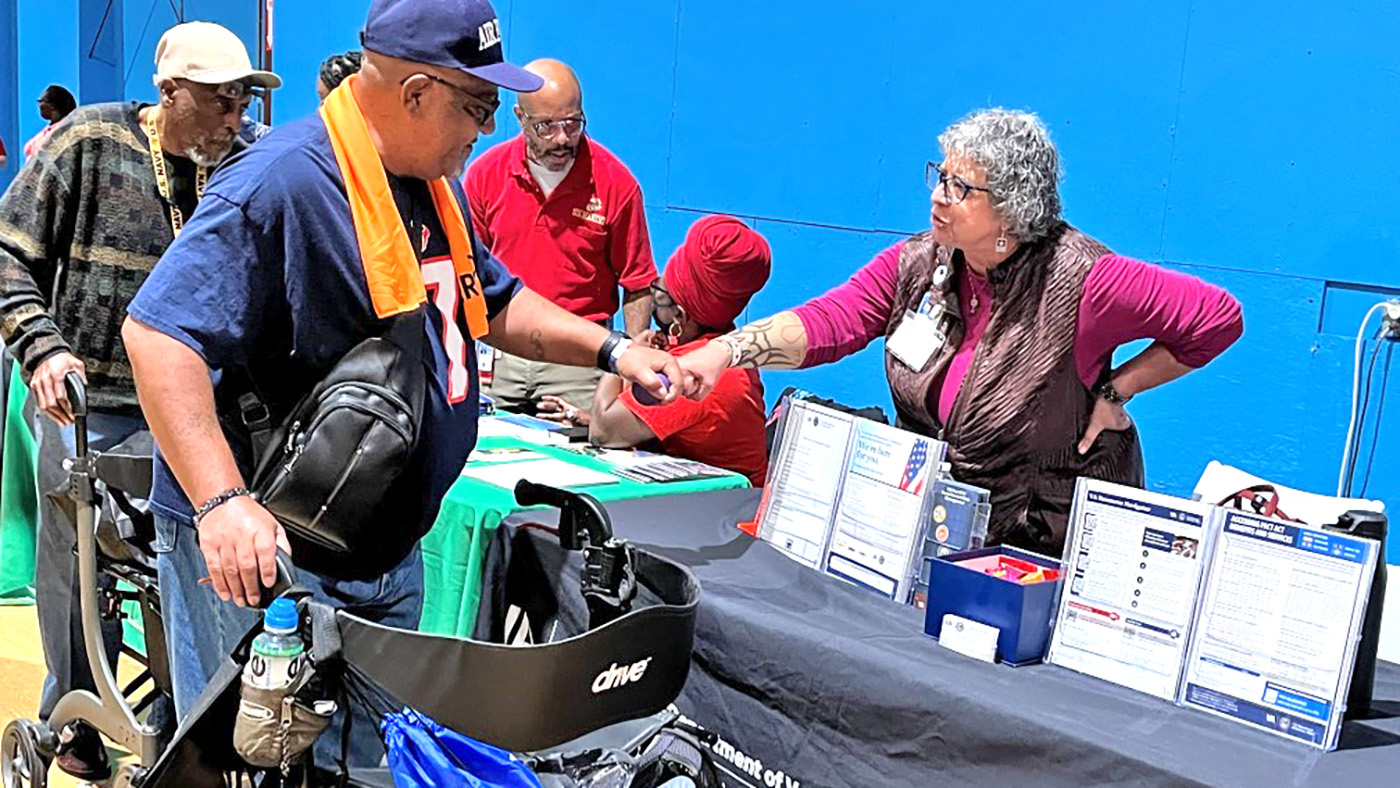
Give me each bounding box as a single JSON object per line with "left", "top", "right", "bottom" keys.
{"left": 591, "top": 657, "right": 653, "bottom": 694}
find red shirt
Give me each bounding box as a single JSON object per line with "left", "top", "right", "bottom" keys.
{"left": 23, "top": 125, "right": 56, "bottom": 160}
{"left": 465, "top": 135, "right": 656, "bottom": 322}
{"left": 619, "top": 337, "right": 769, "bottom": 486}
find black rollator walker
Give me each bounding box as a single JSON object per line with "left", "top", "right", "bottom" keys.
{"left": 3, "top": 373, "right": 170, "bottom": 788}
{"left": 5, "top": 374, "right": 716, "bottom": 787}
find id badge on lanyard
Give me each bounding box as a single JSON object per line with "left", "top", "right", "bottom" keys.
{"left": 888, "top": 287, "right": 948, "bottom": 372}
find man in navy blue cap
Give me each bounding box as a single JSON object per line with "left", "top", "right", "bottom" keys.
{"left": 123, "top": 0, "right": 689, "bottom": 763}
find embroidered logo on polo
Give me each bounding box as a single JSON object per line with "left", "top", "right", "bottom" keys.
{"left": 572, "top": 195, "right": 606, "bottom": 226}
{"left": 478, "top": 19, "right": 501, "bottom": 50}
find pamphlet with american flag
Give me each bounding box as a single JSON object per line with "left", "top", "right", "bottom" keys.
{"left": 757, "top": 397, "right": 949, "bottom": 601}
{"left": 823, "top": 419, "right": 948, "bottom": 600}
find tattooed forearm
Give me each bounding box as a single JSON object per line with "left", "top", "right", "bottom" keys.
{"left": 725, "top": 312, "right": 808, "bottom": 370}
{"left": 528, "top": 328, "right": 546, "bottom": 360}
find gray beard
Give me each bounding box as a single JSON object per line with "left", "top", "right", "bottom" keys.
{"left": 185, "top": 147, "right": 228, "bottom": 168}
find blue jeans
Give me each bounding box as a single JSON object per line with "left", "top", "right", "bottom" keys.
{"left": 32, "top": 410, "right": 146, "bottom": 722}
{"left": 154, "top": 515, "right": 424, "bottom": 767}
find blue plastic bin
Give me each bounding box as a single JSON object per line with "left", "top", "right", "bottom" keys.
{"left": 923, "top": 545, "right": 1063, "bottom": 666}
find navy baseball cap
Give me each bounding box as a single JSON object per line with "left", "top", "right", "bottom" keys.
{"left": 361, "top": 0, "right": 543, "bottom": 92}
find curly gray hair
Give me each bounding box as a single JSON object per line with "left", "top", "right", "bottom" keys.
{"left": 938, "top": 108, "right": 1062, "bottom": 242}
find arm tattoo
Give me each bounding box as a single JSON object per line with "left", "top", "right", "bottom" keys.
{"left": 528, "top": 328, "right": 546, "bottom": 360}
{"left": 727, "top": 315, "right": 805, "bottom": 369}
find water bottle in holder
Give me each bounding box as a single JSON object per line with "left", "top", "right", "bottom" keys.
{"left": 246, "top": 598, "right": 306, "bottom": 691}
{"left": 234, "top": 598, "right": 334, "bottom": 772}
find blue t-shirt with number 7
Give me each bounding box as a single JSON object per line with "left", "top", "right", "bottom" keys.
{"left": 128, "top": 114, "right": 521, "bottom": 574}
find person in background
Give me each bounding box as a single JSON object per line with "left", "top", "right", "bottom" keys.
{"left": 23, "top": 85, "right": 77, "bottom": 159}
{"left": 240, "top": 108, "right": 273, "bottom": 144}
{"left": 122, "top": 0, "right": 684, "bottom": 765}
{"left": 680, "top": 109, "right": 1243, "bottom": 555}
{"left": 0, "top": 22, "right": 278, "bottom": 780}
{"left": 467, "top": 58, "right": 656, "bottom": 420}
{"left": 318, "top": 50, "right": 364, "bottom": 100}
{"left": 589, "top": 216, "right": 772, "bottom": 486}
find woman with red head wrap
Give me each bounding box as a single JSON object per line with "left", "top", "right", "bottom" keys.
{"left": 587, "top": 215, "right": 772, "bottom": 485}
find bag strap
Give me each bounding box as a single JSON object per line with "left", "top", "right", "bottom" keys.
{"left": 239, "top": 391, "right": 276, "bottom": 460}
{"left": 1218, "top": 485, "right": 1300, "bottom": 523}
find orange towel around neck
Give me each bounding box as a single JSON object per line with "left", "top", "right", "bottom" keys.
{"left": 319, "top": 76, "right": 489, "bottom": 338}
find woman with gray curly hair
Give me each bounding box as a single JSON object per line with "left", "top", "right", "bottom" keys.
{"left": 679, "top": 108, "right": 1243, "bottom": 553}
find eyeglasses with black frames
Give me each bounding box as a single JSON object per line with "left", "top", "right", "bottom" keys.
{"left": 409, "top": 73, "right": 501, "bottom": 126}
{"left": 925, "top": 161, "right": 992, "bottom": 204}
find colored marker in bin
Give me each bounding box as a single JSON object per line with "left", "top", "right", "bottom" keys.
{"left": 632, "top": 372, "right": 670, "bottom": 406}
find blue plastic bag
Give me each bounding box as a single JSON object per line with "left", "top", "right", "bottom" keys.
{"left": 384, "top": 708, "right": 544, "bottom": 788}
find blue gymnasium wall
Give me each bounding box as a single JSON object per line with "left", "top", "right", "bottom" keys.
{"left": 268, "top": 0, "right": 1398, "bottom": 519}
{"left": 6, "top": 2, "right": 1398, "bottom": 638}
{"left": 4, "top": 2, "right": 1394, "bottom": 507}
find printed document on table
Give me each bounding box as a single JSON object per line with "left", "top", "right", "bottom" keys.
{"left": 1047, "top": 479, "right": 1216, "bottom": 700}
{"left": 757, "top": 401, "right": 855, "bottom": 568}
{"left": 823, "top": 421, "right": 944, "bottom": 600}
{"left": 461, "top": 458, "right": 620, "bottom": 490}
{"left": 1179, "top": 511, "right": 1376, "bottom": 751}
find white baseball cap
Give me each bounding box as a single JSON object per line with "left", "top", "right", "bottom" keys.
{"left": 153, "top": 22, "right": 282, "bottom": 89}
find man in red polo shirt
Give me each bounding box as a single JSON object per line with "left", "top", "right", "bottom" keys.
{"left": 589, "top": 216, "right": 771, "bottom": 486}
{"left": 466, "top": 58, "right": 655, "bottom": 417}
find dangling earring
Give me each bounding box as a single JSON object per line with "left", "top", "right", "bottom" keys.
{"left": 995, "top": 229, "right": 1009, "bottom": 253}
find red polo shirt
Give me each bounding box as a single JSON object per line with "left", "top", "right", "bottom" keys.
{"left": 619, "top": 336, "right": 769, "bottom": 486}
{"left": 465, "top": 135, "right": 656, "bottom": 322}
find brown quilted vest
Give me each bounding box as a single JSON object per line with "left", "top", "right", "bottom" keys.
{"left": 883, "top": 223, "right": 1145, "bottom": 554}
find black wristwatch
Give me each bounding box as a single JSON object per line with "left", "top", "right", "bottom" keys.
{"left": 596, "top": 330, "right": 633, "bottom": 373}
{"left": 1094, "top": 380, "right": 1132, "bottom": 405}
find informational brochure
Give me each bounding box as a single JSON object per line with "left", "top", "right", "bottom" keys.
{"left": 1047, "top": 480, "right": 1216, "bottom": 700}
{"left": 1179, "top": 511, "right": 1377, "bottom": 751}
{"left": 757, "top": 400, "right": 857, "bottom": 568}
{"left": 1046, "top": 480, "right": 1381, "bottom": 751}
{"left": 757, "top": 398, "right": 947, "bottom": 600}
{"left": 911, "top": 479, "right": 992, "bottom": 608}
{"left": 461, "top": 458, "right": 619, "bottom": 490}
{"left": 476, "top": 413, "right": 570, "bottom": 445}
{"left": 825, "top": 420, "right": 942, "bottom": 600}
{"left": 926, "top": 479, "right": 991, "bottom": 559}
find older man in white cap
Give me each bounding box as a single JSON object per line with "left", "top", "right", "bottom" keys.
{"left": 0, "top": 21, "right": 278, "bottom": 780}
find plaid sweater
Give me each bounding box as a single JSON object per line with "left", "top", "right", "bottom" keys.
{"left": 0, "top": 102, "right": 205, "bottom": 411}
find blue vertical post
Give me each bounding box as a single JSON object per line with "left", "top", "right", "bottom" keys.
{"left": 0, "top": 0, "right": 18, "bottom": 190}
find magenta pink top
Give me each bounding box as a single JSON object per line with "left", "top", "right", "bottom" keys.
{"left": 791, "top": 240, "right": 1244, "bottom": 425}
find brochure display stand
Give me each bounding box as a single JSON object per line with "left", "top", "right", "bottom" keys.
{"left": 1046, "top": 479, "right": 1380, "bottom": 751}
{"left": 758, "top": 398, "right": 947, "bottom": 602}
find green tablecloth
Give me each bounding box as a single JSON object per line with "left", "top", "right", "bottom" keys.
{"left": 0, "top": 365, "right": 38, "bottom": 604}
{"left": 0, "top": 392, "right": 750, "bottom": 634}
{"left": 418, "top": 435, "right": 750, "bottom": 637}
